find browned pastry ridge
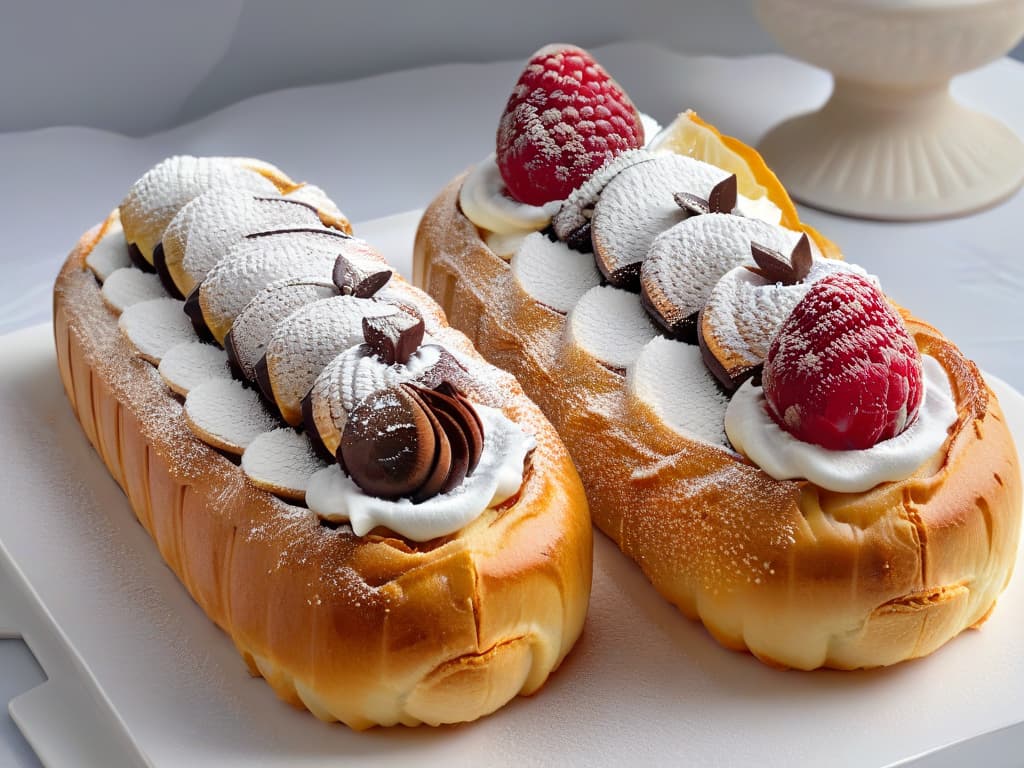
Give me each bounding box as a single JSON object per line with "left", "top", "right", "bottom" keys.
{"left": 413, "top": 174, "right": 1022, "bottom": 671}
{"left": 54, "top": 214, "right": 592, "bottom": 729}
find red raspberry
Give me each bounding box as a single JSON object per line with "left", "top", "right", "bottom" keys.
{"left": 762, "top": 272, "right": 924, "bottom": 451}
{"left": 496, "top": 44, "right": 644, "bottom": 206}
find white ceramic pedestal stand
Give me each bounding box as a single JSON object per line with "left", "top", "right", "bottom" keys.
{"left": 754, "top": 0, "right": 1024, "bottom": 220}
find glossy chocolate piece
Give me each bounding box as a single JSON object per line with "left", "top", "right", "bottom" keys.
{"left": 363, "top": 310, "right": 425, "bottom": 365}
{"left": 333, "top": 254, "right": 392, "bottom": 298}
{"left": 127, "top": 242, "right": 156, "bottom": 273}
{"left": 673, "top": 174, "right": 738, "bottom": 217}
{"left": 340, "top": 386, "right": 436, "bottom": 500}
{"left": 746, "top": 233, "right": 812, "bottom": 286}
{"left": 405, "top": 386, "right": 453, "bottom": 503}
{"left": 416, "top": 385, "right": 483, "bottom": 474}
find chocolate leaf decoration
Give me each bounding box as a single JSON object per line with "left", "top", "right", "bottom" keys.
{"left": 673, "top": 192, "right": 710, "bottom": 216}
{"left": 708, "top": 174, "right": 738, "bottom": 214}
{"left": 673, "top": 174, "right": 738, "bottom": 217}
{"left": 746, "top": 233, "right": 812, "bottom": 285}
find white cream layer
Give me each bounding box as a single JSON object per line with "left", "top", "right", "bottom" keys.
{"left": 459, "top": 153, "right": 561, "bottom": 235}
{"left": 725, "top": 355, "right": 958, "bottom": 493}
{"left": 305, "top": 404, "right": 535, "bottom": 541}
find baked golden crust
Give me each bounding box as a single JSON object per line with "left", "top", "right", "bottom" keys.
{"left": 54, "top": 216, "right": 592, "bottom": 728}
{"left": 413, "top": 174, "right": 1022, "bottom": 670}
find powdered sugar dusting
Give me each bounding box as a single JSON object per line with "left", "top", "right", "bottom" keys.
{"left": 184, "top": 378, "right": 279, "bottom": 454}
{"left": 242, "top": 428, "right": 327, "bottom": 500}
{"left": 85, "top": 219, "right": 131, "bottom": 281}
{"left": 511, "top": 232, "right": 601, "bottom": 313}
{"left": 551, "top": 149, "right": 655, "bottom": 241}
{"left": 165, "top": 188, "right": 325, "bottom": 295}
{"left": 199, "top": 230, "right": 352, "bottom": 342}
{"left": 263, "top": 295, "right": 397, "bottom": 424}
{"left": 101, "top": 267, "right": 166, "bottom": 313}
{"left": 118, "top": 297, "right": 194, "bottom": 363}
{"left": 119, "top": 156, "right": 280, "bottom": 261}
{"left": 628, "top": 337, "right": 730, "bottom": 449}
{"left": 284, "top": 183, "right": 346, "bottom": 224}
{"left": 229, "top": 278, "right": 337, "bottom": 381}
{"left": 592, "top": 154, "right": 730, "bottom": 281}
{"left": 568, "top": 285, "right": 658, "bottom": 371}
{"left": 642, "top": 213, "right": 802, "bottom": 330}
{"left": 158, "top": 341, "right": 232, "bottom": 396}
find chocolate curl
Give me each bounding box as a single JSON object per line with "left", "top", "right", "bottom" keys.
{"left": 362, "top": 310, "right": 424, "bottom": 365}
{"left": 673, "top": 174, "right": 738, "bottom": 216}
{"left": 333, "top": 253, "right": 392, "bottom": 298}
{"left": 746, "top": 233, "right": 812, "bottom": 285}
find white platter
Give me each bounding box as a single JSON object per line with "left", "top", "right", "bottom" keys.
{"left": 1, "top": 212, "right": 1023, "bottom": 767}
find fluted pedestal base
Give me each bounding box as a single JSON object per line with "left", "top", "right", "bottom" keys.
{"left": 759, "top": 80, "right": 1024, "bottom": 221}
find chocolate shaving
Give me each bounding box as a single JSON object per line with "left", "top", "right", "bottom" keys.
{"left": 709, "top": 174, "right": 738, "bottom": 214}
{"left": 673, "top": 174, "right": 738, "bottom": 217}
{"left": 362, "top": 310, "right": 424, "bottom": 365}
{"left": 746, "top": 233, "right": 812, "bottom": 285}
{"left": 673, "top": 192, "right": 711, "bottom": 216}
{"left": 333, "top": 254, "right": 392, "bottom": 298}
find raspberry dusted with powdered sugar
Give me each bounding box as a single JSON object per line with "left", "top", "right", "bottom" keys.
{"left": 496, "top": 44, "right": 644, "bottom": 206}
{"left": 762, "top": 272, "right": 924, "bottom": 451}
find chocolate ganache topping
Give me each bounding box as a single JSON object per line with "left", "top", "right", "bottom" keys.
{"left": 340, "top": 382, "right": 484, "bottom": 503}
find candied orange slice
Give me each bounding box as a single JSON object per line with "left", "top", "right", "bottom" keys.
{"left": 649, "top": 110, "right": 841, "bottom": 260}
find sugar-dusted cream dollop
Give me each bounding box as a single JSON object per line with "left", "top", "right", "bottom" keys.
{"left": 725, "top": 355, "right": 958, "bottom": 493}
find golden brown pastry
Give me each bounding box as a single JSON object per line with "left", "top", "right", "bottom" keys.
{"left": 412, "top": 44, "right": 1021, "bottom": 670}
{"left": 55, "top": 157, "right": 592, "bottom": 729}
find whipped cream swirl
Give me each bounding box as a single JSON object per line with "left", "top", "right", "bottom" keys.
{"left": 725, "top": 355, "right": 958, "bottom": 493}
{"left": 305, "top": 404, "right": 535, "bottom": 541}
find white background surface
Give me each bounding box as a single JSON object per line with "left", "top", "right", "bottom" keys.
{"left": 0, "top": 19, "right": 1023, "bottom": 768}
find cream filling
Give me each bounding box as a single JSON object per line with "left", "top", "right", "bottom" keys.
{"left": 305, "top": 404, "right": 535, "bottom": 541}
{"left": 459, "top": 153, "right": 561, "bottom": 235}
{"left": 725, "top": 355, "right": 958, "bottom": 493}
